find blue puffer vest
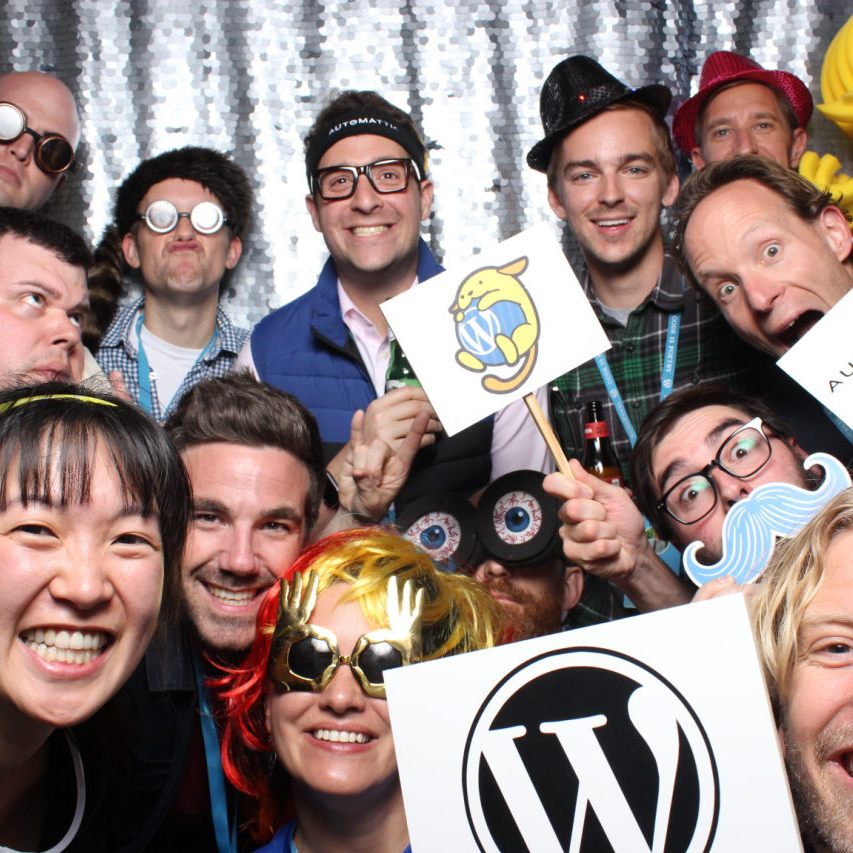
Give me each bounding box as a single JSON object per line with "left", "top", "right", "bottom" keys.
{"left": 250, "top": 240, "right": 493, "bottom": 506}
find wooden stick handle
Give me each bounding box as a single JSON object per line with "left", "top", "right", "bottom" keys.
{"left": 523, "top": 392, "right": 574, "bottom": 478}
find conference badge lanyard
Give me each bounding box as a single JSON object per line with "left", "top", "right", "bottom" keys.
{"left": 135, "top": 312, "right": 217, "bottom": 416}
{"left": 193, "top": 656, "right": 238, "bottom": 853}
{"left": 593, "top": 311, "right": 681, "bottom": 446}
{"left": 594, "top": 311, "right": 683, "bottom": 584}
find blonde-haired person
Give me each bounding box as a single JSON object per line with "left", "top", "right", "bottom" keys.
{"left": 219, "top": 527, "right": 503, "bottom": 852}
{"left": 751, "top": 487, "right": 853, "bottom": 853}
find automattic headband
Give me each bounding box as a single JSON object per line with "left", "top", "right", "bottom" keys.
{"left": 305, "top": 110, "right": 428, "bottom": 188}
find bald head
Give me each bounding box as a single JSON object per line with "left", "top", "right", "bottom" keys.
{"left": 0, "top": 71, "right": 80, "bottom": 210}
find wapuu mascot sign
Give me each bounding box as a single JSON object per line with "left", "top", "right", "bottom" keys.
{"left": 450, "top": 257, "right": 541, "bottom": 394}
{"left": 380, "top": 224, "right": 610, "bottom": 437}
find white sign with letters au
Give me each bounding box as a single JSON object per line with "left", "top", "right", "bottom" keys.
{"left": 778, "top": 288, "right": 853, "bottom": 429}
{"left": 385, "top": 595, "right": 801, "bottom": 852}
{"left": 380, "top": 224, "right": 610, "bottom": 437}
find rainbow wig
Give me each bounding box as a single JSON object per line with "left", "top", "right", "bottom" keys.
{"left": 218, "top": 526, "right": 503, "bottom": 839}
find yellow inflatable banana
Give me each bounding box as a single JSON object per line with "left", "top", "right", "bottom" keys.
{"left": 818, "top": 14, "right": 853, "bottom": 137}
{"left": 799, "top": 150, "right": 853, "bottom": 229}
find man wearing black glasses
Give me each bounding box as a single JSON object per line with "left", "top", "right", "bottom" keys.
{"left": 241, "top": 90, "right": 549, "bottom": 513}
{"left": 545, "top": 383, "right": 819, "bottom": 611}
{"left": 0, "top": 71, "right": 79, "bottom": 212}
{"left": 94, "top": 147, "right": 251, "bottom": 421}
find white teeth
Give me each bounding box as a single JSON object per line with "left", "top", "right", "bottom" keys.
{"left": 313, "top": 728, "right": 371, "bottom": 744}
{"left": 22, "top": 628, "right": 107, "bottom": 664}
{"left": 597, "top": 219, "right": 629, "bottom": 227}
{"left": 352, "top": 225, "right": 388, "bottom": 236}
{"left": 208, "top": 586, "right": 255, "bottom": 606}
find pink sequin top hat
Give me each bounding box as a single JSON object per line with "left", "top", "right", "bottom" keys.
{"left": 673, "top": 50, "right": 813, "bottom": 155}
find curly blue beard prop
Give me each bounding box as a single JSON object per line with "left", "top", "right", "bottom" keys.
{"left": 683, "top": 453, "right": 851, "bottom": 587}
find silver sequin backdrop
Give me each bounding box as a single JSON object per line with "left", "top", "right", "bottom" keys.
{"left": 4, "top": 0, "right": 852, "bottom": 329}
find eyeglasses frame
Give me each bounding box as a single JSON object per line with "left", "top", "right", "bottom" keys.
{"left": 135, "top": 200, "right": 229, "bottom": 235}
{"left": 0, "top": 101, "right": 76, "bottom": 175}
{"left": 655, "top": 416, "right": 773, "bottom": 526}
{"left": 311, "top": 157, "right": 423, "bottom": 201}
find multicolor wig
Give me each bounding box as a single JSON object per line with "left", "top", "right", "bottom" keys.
{"left": 218, "top": 527, "right": 503, "bottom": 839}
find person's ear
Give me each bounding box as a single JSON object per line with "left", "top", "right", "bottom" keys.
{"left": 418, "top": 179, "right": 434, "bottom": 221}
{"left": 815, "top": 204, "right": 853, "bottom": 264}
{"left": 690, "top": 147, "right": 707, "bottom": 170}
{"left": 547, "top": 185, "right": 570, "bottom": 221}
{"left": 661, "top": 172, "right": 680, "bottom": 207}
{"left": 306, "top": 193, "right": 322, "bottom": 233}
{"left": 789, "top": 127, "right": 808, "bottom": 169}
{"left": 561, "top": 564, "right": 584, "bottom": 616}
{"left": 122, "top": 231, "right": 141, "bottom": 269}
{"left": 224, "top": 236, "right": 242, "bottom": 270}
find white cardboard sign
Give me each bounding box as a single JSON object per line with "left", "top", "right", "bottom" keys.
{"left": 386, "top": 595, "right": 802, "bottom": 852}
{"left": 381, "top": 224, "right": 610, "bottom": 437}
{"left": 778, "top": 288, "right": 853, "bottom": 430}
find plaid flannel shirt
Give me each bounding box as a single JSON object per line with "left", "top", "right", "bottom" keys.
{"left": 96, "top": 296, "right": 249, "bottom": 422}
{"left": 551, "top": 255, "right": 756, "bottom": 485}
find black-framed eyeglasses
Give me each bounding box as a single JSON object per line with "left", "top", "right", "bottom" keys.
{"left": 136, "top": 200, "right": 228, "bottom": 235}
{"left": 0, "top": 101, "right": 76, "bottom": 175}
{"left": 655, "top": 417, "right": 773, "bottom": 525}
{"left": 311, "top": 158, "right": 422, "bottom": 201}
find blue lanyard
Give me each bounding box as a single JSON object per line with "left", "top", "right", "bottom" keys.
{"left": 134, "top": 312, "right": 216, "bottom": 416}
{"left": 594, "top": 312, "right": 681, "bottom": 448}
{"left": 286, "top": 822, "right": 411, "bottom": 853}
{"left": 193, "top": 657, "right": 237, "bottom": 853}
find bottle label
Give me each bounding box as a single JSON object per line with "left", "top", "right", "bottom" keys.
{"left": 583, "top": 420, "right": 610, "bottom": 439}
{"left": 585, "top": 465, "right": 625, "bottom": 487}
{"left": 386, "top": 378, "right": 420, "bottom": 390}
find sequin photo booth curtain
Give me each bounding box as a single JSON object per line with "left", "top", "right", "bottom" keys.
{"left": 3, "top": 0, "right": 851, "bottom": 327}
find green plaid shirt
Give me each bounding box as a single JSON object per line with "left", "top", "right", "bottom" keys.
{"left": 551, "top": 255, "right": 755, "bottom": 485}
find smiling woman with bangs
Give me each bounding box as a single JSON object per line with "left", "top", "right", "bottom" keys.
{"left": 0, "top": 382, "right": 190, "bottom": 853}
{"left": 219, "top": 527, "right": 503, "bottom": 853}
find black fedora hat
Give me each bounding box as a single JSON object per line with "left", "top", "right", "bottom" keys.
{"left": 527, "top": 55, "right": 672, "bottom": 172}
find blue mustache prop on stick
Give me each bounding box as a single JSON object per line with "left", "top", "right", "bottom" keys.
{"left": 683, "top": 453, "right": 851, "bottom": 587}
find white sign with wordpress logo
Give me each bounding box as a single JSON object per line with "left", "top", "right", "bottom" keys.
{"left": 385, "top": 595, "right": 801, "bottom": 851}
